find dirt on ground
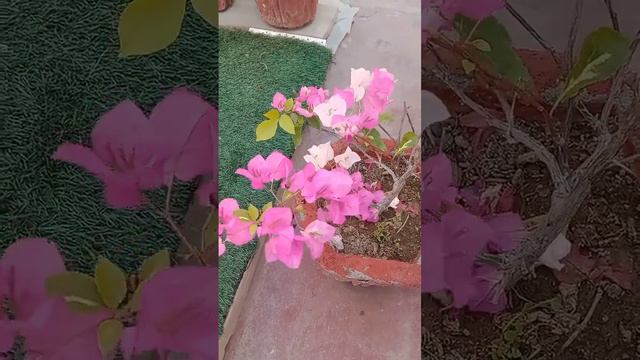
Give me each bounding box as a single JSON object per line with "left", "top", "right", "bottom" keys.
{"left": 337, "top": 149, "right": 422, "bottom": 262}
{"left": 422, "top": 115, "right": 640, "bottom": 360}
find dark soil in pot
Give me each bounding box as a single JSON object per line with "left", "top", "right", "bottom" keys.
{"left": 422, "top": 112, "right": 640, "bottom": 359}
{"left": 331, "top": 141, "right": 421, "bottom": 263}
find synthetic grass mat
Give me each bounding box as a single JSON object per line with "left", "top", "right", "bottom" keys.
{"left": 0, "top": 1, "right": 217, "bottom": 274}
{"left": 219, "top": 29, "right": 331, "bottom": 332}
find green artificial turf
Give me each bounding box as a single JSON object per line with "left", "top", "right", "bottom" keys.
{"left": 219, "top": 29, "right": 331, "bottom": 332}
{"left": 0, "top": 0, "right": 217, "bottom": 275}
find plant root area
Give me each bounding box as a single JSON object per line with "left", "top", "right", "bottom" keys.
{"left": 422, "top": 116, "right": 640, "bottom": 360}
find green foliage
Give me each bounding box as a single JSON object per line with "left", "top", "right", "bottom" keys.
{"left": 95, "top": 257, "right": 128, "bottom": 309}
{"left": 555, "top": 27, "right": 631, "bottom": 106}
{"left": 455, "top": 15, "right": 532, "bottom": 88}
{"left": 98, "top": 319, "right": 124, "bottom": 358}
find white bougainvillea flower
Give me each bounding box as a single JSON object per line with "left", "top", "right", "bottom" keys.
{"left": 303, "top": 142, "right": 334, "bottom": 169}
{"left": 313, "top": 95, "right": 347, "bottom": 127}
{"left": 350, "top": 68, "right": 373, "bottom": 102}
{"left": 538, "top": 233, "right": 571, "bottom": 270}
{"left": 334, "top": 147, "right": 361, "bottom": 169}
{"left": 389, "top": 197, "right": 400, "bottom": 209}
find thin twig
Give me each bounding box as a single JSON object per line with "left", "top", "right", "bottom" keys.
{"left": 603, "top": 0, "right": 620, "bottom": 31}
{"left": 154, "top": 207, "right": 206, "bottom": 265}
{"left": 566, "top": 0, "right": 584, "bottom": 70}
{"left": 405, "top": 102, "right": 416, "bottom": 133}
{"left": 560, "top": 287, "right": 603, "bottom": 352}
{"left": 506, "top": 2, "right": 560, "bottom": 64}
{"left": 378, "top": 124, "right": 394, "bottom": 139}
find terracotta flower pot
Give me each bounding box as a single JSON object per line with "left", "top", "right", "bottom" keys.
{"left": 297, "top": 139, "right": 421, "bottom": 289}
{"left": 219, "top": 0, "right": 232, "bottom": 12}
{"left": 255, "top": 0, "right": 318, "bottom": 29}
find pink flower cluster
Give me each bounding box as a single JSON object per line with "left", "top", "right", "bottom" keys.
{"left": 219, "top": 148, "right": 384, "bottom": 268}
{"left": 0, "top": 238, "right": 216, "bottom": 358}
{"left": 52, "top": 88, "right": 217, "bottom": 209}
{"left": 422, "top": 153, "right": 525, "bottom": 313}
{"left": 422, "top": 0, "right": 505, "bottom": 41}
{"left": 273, "top": 68, "right": 395, "bottom": 140}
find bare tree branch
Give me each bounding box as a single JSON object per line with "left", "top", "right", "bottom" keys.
{"left": 603, "top": 0, "right": 620, "bottom": 31}
{"left": 506, "top": 2, "right": 560, "bottom": 64}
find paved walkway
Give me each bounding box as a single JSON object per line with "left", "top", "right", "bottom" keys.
{"left": 221, "top": 1, "right": 421, "bottom": 359}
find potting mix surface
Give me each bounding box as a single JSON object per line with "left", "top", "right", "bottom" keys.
{"left": 422, "top": 115, "right": 640, "bottom": 359}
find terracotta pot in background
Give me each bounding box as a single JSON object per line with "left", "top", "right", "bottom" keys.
{"left": 255, "top": 0, "right": 318, "bottom": 29}
{"left": 296, "top": 139, "right": 421, "bottom": 289}
{"left": 219, "top": 0, "right": 232, "bottom": 11}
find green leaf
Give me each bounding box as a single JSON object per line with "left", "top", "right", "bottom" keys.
{"left": 247, "top": 204, "right": 260, "bottom": 221}
{"left": 233, "top": 209, "right": 250, "bottom": 220}
{"left": 279, "top": 114, "right": 296, "bottom": 135}
{"left": 95, "top": 257, "right": 127, "bottom": 310}
{"left": 470, "top": 39, "right": 491, "bottom": 52}
{"left": 45, "top": 272, "right": 104, "bottom": 312}
{"left": 367, "top": 129, "right": 387, "bottom": 150}
{"left": 293, "top": 124, "right": 303, "bottom": 146}
{"left": 264, "top": 109, "right": 280, "bottom": 121}
{"left": 462, "top": 59, "right": 476, "bottom": 74}
{"left": 558, "top": 27, "right": 631, "bottom": 103}
{"left": 262, "top": 202, "right": 273, "bottom": 212}
{"left": 139, "top": 249, "right": 170, "bottom": 281}
{"left": 455, "top": 15, "right": 531, "bottom": 87}
{"left": 307, "top": 116, "right": 322, "bottom": 129}
{"left": 118, "top": 0, "right": 186, "bottom": 57}
{"left": 98, "top": 319, "right": 124, "bottom": 358}
{"left": 378, "top": 112, "right": 394, "bottom": 123}
{"left": 395, "top": 131, "right": 418, "bottom": 156}
{"left": 285, "top": 98, "right": 294, "bottom": 112}
{"left": 191, "top": 0, "right": 217, "bottom": 27}
{"left": 256, "top": 118, "right": 278, "bottom": 141}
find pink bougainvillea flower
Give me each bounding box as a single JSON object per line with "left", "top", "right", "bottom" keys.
{"left": 362, "top": 68, "right": 395, "bottom": 128}
{"left": 350, "top": 68, "right": 373, "bottom": 102}
{"left": 323, "top": 193, "right": 360, "bottom": 224}
{"left": 423, "top": 153, "right": 458, "bottom": 213}
{"left": 257, "top": 207, "right": 294, "bottom": 237}
{"left": 53, "top": 88, "right": 216, "bottom": 208}
{"left": 303, "top": 141, "right": 334, "bottom": 169}
{"left": 334, "top": 147, "right": 361, "bottom": 169}
{"left": 264, "top": 228, "right": 302, "bottom": 269}
{"left": 333, "top": 87, "right": 355, "bottom": 108}
{"left": 295, "top": 220, "right": 336, "bottom": 259}
{"left": 0, "top": 238, "right": 110, "bottom": 358}
{"left": 218, "top": 198, "right": 254, "bottom": 246}
{"left": 301, "top": 168, "right": 353, "bottom": 203}
{"left": 332, "top": 114, "right": 366, "bottom": 140}
{"left": 235, "top": 151, "right": 293, "bottom": 190}
{"left": 485, "top": 213, "right": 526, "bottom": 252}
{"left": 272, "top": 92, "right": 287, "bottom": 111}
{"left": 127, "top": 266, "right": 216, "bottom": 359}
{"left": 286, "top": 163, "right": 317, "bottom": 193}
{"left": 355, "top": 188, "right": 384, "bottom": 221}
{"left": 313, "top": 95, "right": 347, "bottom": 127}
{"left": 304, "top": 86, "right": 328, "bottom": 108}
{"left": 293, "top": 101, "right": 314, "bottom": 118}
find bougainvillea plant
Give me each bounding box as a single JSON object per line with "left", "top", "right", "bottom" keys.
{"left": 218, "top": 68, "right": 420, "bottom": 268}
{"left": 0, "top": 88, "right": 217, "bottom": 358}
{"left": 423, "top": 0, "right": 639, "bottom": 313}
